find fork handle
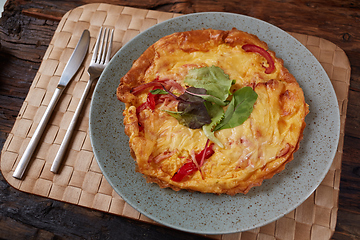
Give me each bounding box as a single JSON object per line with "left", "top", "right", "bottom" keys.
{"left": 51, "top": 79, "right": 93, "bottom": 173}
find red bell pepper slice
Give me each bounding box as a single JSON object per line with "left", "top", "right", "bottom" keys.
{"left": 170, "top": 162, "right": 197, "bottom": 182}
{"left": 136, "top": 86, "right": 163, "bottom": 112}
{"left": 171, "top": 141, "right": 214, "bottom": 182}
{"left": 136, "top": 86, "right": 163, "bottom": 131}
{"left": 242, "top": 44, "right": 275, "bottom": 74}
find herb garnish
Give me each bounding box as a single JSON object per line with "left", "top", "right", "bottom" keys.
{"left": 152, "top": 65, "right": 258, "bottom": 147}
{"left": 185, "top": 65, "right": 235, "bottom": 102}
{"left": 166, "top": 87, "right": 212, "bottom": 129}
{"left": 214, "top": 86, "right": 258, "bottom": 131}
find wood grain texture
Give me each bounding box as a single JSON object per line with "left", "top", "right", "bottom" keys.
{"left": 0, "top": 0, "right": 359, "bottom": 239}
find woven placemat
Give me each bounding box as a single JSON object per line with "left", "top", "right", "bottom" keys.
{"left": 0, "top": 3, "right": 350, "bottom": 239}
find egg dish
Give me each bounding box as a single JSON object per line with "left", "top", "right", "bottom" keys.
{"left": 116, "top": 28, "right": 309, "bottom": 195}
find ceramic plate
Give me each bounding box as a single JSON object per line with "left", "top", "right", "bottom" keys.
{"left": 89, "top": 12, "right": 340, "bottom": 234}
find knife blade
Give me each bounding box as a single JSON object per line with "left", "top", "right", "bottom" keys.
{"left": 13, "top": 29, "right": 90, "bottom": 179}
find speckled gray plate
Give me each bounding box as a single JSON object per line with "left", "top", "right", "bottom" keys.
{"left": 89, "top": 12, "right": 340, "bottom": 235}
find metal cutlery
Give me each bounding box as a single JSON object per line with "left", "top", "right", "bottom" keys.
{"left": 50, "top": 27, "right": 114, "bottom": 173}
{"left": 13, "top": 30, "right": 90, "bottom": 179}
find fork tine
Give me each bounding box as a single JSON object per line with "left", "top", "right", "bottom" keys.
{"left": 100, "top": 28, "right": 109, "bottom": 64}
{"left": 105, "top": 29, "right": 114, "bottom": 64}
{"left": 92, "top": 27, "right": 103, "bottom": 62}
{"left": 97, "top": 27, "right": 106, "bottom": 63}
{"left": 93, "top": 27, "right": 113, "bottom": 64}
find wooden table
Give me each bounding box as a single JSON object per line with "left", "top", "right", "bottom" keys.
{"left": 0, "top": 0, "right": 359, "bottom": 239}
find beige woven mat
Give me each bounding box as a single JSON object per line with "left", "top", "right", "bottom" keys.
{"left": 0, "top": 3, "right": 350, "bottom": 239}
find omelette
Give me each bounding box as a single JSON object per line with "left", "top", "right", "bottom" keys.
{"left": 116, "top": 28, "right": 309, "bottom": 195}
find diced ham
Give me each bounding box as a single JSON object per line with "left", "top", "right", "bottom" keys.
{"left": 277, "top": 143, "right": 291, "bottom": 158}
{"left": 151, "top": 151, "right": 175, "bottom": 164}
{"left": 167, "top": 80, "right": 185, "bottom": 94}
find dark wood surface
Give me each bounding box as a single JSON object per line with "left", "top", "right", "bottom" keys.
{"left": 0, "top": 0, "right": 359, "bottom": 239}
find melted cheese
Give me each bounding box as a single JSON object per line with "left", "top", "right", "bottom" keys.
{"left": 134, "top": 79, "right": 304, "bottom": 190}
{"left": 119, "top": 29, "right": 308, "bottom": 194}
{"left": 150, "top": 45, "right": 281, "bottom": 88}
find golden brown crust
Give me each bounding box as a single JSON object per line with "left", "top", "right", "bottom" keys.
{"left": 117, "top": 45, "right": 156, "bottom": 105}
{"left": 117, "top": 28, "right": 309, "bottom": 195}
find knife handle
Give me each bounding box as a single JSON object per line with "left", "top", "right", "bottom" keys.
{"left": 13, "top": 87, "right": 64, "bottom": 179}
{"left": 51, "top": 79, "right": 93, "bottom": 173}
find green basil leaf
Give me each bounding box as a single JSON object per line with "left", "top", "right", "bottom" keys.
{"left": 150, "top": 89, "right": 168, "bottom": 95}
{"left": 184, "top": 90, "right": 227, "bottom": 106}
{"left": 214, "top": 86, "right": 258, "bottom": 131}
{"left": 202, "top": 102, "right": 225, "bottom": 148}
{"left": 185, "top": 66, "right": 234, "bottom": 101}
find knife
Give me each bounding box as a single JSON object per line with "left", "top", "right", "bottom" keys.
{"left": 13, "top": 29, "right": 90, "bottom": 179}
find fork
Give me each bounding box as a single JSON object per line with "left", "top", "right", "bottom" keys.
{"left": 50, "top": 27, "right": 114, "bottom": 173}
